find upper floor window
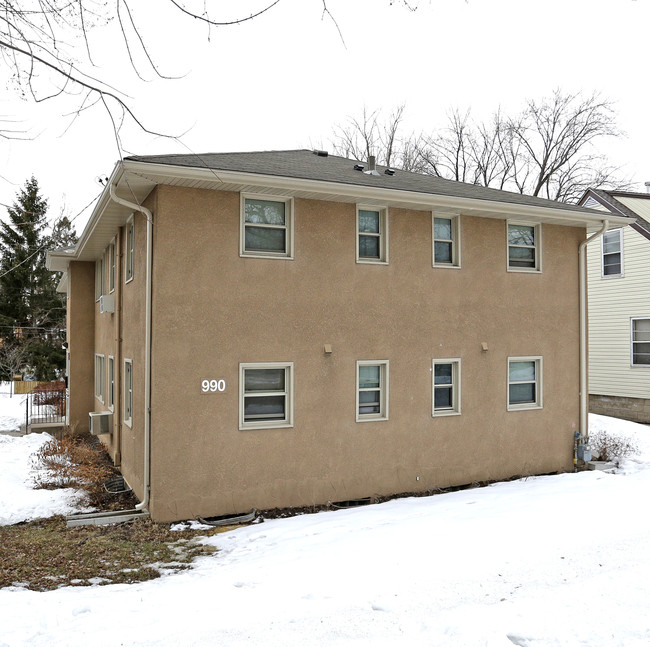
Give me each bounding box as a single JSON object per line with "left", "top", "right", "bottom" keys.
{"left": 94, "top": 257, "right": 104, "bottom": 301}
{"left": 631, "top": 318, "right": 650, "bottom": 366}
{"left": 507, "top": 222, "right": 541, "bottom": 272}
{"left": 602, "top": 229, "right": 623, "bottom": 277}
{"left": 108, "top": 240, "right": 116, "bottom": 293}
{"left": 125, "top": 218, "right": 135, "bottom": 283}
{"left": 356, "top": 360, "right": 389, "bottom": 421}
{"left": 433, "top": 215, "right": 460, "bottom": 267}
{"left": 432, "top": 358, "right": 461, "bottom": 416}
{"left": 507, "top": 357, "right": 543, "bottom": 411}
{"left": 239, "top": 362, "right": 294, "bottom": 429}
{"left": 241, "top": 195, "right": 294, "bottom": 259}
{"left": 357, "top": 206, "right": 388, "bottom": 264}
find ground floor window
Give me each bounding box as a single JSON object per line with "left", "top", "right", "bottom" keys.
{"left": 508, "top": 357, "right": 542, "bottom": 410}
{"left": 432, "top": 358, "right": 461, "bottom": 416}
{"left": 124, "top": 359, "right": 133, "bottom": 427}
{"left": 356, "top": 360, "right": 389, "bottom": 421}
{"left": 94, "top": 354, "right": 105, "bottom": 403}
{"left": 632, "top": 318, "right": 650, "bottom": 366}
{"left": 107, "top": 356, "right": 114, "bottom": 410}
{"left": 239, "top": 362, "right": 293, "bottom": 430}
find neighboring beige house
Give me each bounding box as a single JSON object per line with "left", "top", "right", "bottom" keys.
{"left": 579, "top": 188, "right": 650, "bottom": 423}
{"left": 47, "top": 150, "right": 631, "bottom": 523}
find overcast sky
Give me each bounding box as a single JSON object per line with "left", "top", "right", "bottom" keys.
{"left": 1, "top": 0, "right": 649, "bottom": 233}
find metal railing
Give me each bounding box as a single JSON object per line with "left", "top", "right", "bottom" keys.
{"left": 25, "top": 382, "right": 67, "bottom": 433}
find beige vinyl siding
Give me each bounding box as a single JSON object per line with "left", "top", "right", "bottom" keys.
{"left": 616, "top": 197, "right": 650, "bottom": 222}
{"left": 587, "top": 225, "right": 650, "bottom": 398}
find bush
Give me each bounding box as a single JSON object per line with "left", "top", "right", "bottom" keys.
{"left": 590, "top": 430, "right": 638, "bottom": 463}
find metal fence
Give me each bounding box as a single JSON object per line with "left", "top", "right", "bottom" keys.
{"left": 25, "top": 383, "right": 66, "bottom": 433}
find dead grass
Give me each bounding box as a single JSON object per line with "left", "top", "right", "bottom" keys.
{"left": 0, "top": 516, "right": 228, "bottom": 591}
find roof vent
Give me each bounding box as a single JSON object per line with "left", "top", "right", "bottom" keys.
{"left": 354, "top": 163, "right": 365, "bottom": 171}
{"left": 645, "top": 181, "right": 650, "bottom": 194}
{"left": 313, "top": 149, "right": 328, "bottom": 157}
{"left": 364, "top": 155, "right": 381, "bottom": 176}
{"left": 384, "top": 168, "right": 396, "bottom": 176}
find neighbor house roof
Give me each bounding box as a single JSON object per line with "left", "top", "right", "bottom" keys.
{"left": 580, "top": 188, "right": 650, "bottom": 240}
{"left": 48, "top": 149, "right": 633, "bottom": 268}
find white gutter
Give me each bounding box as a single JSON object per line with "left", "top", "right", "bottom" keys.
{"left": 109, "top": 180, "right": 153, "bottom": 514}
{"left": 578, "top": 219, "right": 609, "bottom": 439}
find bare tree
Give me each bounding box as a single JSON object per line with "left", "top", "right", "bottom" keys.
{"left": 333, "top": 92, "right": 631, "bottom": 202}
{"left": 0, "top": 339, "right": 29, "bottom": 392}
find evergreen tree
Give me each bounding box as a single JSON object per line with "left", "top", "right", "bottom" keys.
{"left": 0, "top": 177, "right": 75, "bottom": 380}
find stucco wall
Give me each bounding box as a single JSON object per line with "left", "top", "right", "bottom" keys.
{"left": 146, "top": 185, "right": 584, "bottom": 522}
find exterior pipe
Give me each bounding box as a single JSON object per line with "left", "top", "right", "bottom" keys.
{"left": 578, "top": 219, "right": 609, "bottom": 440}
{"left": 109, "top": 180, "right": 153, "bottom": 513}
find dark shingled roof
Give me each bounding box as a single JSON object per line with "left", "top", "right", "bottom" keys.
{"left": 586, "top": 188, "right": 650, "bottom": 238}
{"left": 125, "top": 149, "right": 603, "bottom": 216}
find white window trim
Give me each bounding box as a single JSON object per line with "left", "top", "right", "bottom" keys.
{"left": 240, "top": 193, "right": 294, "bottom": 260}
{"left": 507, "top": 356, "right": 543, "bottom": 411}
{"left": 432, "top": 358, "right": 461, "bottom": 416}
{"left": 107, "top": 355, "right": 115, "bottom": 411}
{"left": 356, "top": 360, "right": 389, "bottom": 422}
{"left": 356, "top": 205, "right": 389, "bottom": 264}
{"left": 631, "top": 318, "right": 650, "bottom": 367}
{"left": 94, "top": 353, "right": 105, "bottom": 403}
{"left": 432, "top": 213, "right": 461, "bottom": 268}
{"left": 108, "top": 239, "right": 116, "bottom": 293}
{"left": 239, "top": 362, "right": 294, "bottom": 430}
{"left": 125, "top": 217, "right": 135, "bottom": 284}
{"left": 601, "top": 228, "right": 624, "bottom": 279}
{"left": 507, "top": 221, "right": 542, "bottom": 273}
{"left": 123, "top": 358, "right": 133, "bottom": 428}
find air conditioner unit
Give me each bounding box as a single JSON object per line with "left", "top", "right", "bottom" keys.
{"left": 99, "top": 294, "right": 115, "bottom": 314}
{"left": 89, "top": 411, "right": 113, "bottom": 435}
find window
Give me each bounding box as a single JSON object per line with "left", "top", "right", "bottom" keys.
{"left": 125, "top": 218, "right": 135, "bottom": 282}
{"left": 357, "top": 206, "right": 388, "bottom": 263}
{"left": 602, "top": 229, "right": 623, "bottom": 277}
{"left": 507, "top": 357, "right": 542, "bottom": 410}
{"left": 108, "top": 240, "right": 116, "bottom": 293}
{"left": 94, "top": 257, "right": 104, "bottom": 301}
{"left": 107, "top": 356, "right": 115, "bottom": 410}
{"left": 94, "top": 354, "right": 105, "bottom": 403}
{"left": 241, "top": 195, "right": 294, "bottom": 259}
{"left": 507, "top": 222, "right": 541, "bottom": 272}
{"left": 631, "top": 318, "right": 650, "bottom": 366}
{"left": 123, "top": 359, "right": 133, "bottom": 426}
{"left": 356, "top": 360, "right": 389, "bottom": 421}
{"left": 239, "top": 363, "right": 293, "bottom": 429}
{"left": 433, "top": 215, "right": 460, "bottom": 267}
{"left": 432, "top": 359, "right": 461, "bottom": 416}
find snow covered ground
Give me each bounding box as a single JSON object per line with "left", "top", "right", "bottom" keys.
{"left": 0, "top": 382, "right": 26, "bottom": 434}
{"left": 1, "top": 412, "right": 649, "bottom": 646}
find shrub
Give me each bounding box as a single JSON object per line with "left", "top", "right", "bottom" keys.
{"left": 590, "top": 430, "right": 638, "bottom": 463}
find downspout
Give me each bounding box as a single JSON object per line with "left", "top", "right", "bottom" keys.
{"left": 109, "top": 181, "right": 153, "bottom": 513}
{"left": 578, "top": 219, "right": 609, "bottom": 440}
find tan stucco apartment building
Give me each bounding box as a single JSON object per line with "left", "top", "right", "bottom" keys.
{"left": 47, "top": 150, "right": 631, "bottom": 523}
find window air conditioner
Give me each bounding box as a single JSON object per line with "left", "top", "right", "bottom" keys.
{"left": 89, "top": 411, "right": 113, "bottom": 435}
{"left": 99, "top": 294, "right": 115, "bottom": 314}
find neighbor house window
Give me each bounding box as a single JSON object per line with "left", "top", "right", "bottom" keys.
{"left": 433, "top": 215, "right": 460, "bottom": 267}
{"left": 95, "top": 257, "right": 104, "bottom": 301}
{"left": 94, "top": 354, "right": 105, "bottom": 403}
{"left": 357, "top": 206, "right": 388, "bottom": 263}
{"left": 507, "top": 357, "right": 543, "bottom": 410}
{"left": 123, "top": 359, "right": 133, "bottom": 426}
{"left": 108, "top": 240, "right": 116, "bottom": 293}
{"left": 602, "top": 229, "right": 623, "bottom": 277}
{"left": 507, "top": 222, "right": 541, "bottom": 272}
{"left": 356, "top": 360, "right": 389, "bottom": 421}
{"left": 432, "top": 359, "right": 461, "bottom": 416}
{"left": 631, "top": 318, "right": 650, "bottom": 366}
{"left": 239, "top": 362, "right": 293, "bottom": 429}
{"left": 107, "top": 356, "right": 115, "bottom": 410}
{"left": 125, "top": 218, "right": 135, "bottom": 283}
{"left": 240, "top": 195, "right": 294, "bottom": 258}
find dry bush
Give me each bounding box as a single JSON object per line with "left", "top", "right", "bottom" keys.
{"left": 590, "top": 430, "right": 639, "bottom": 463}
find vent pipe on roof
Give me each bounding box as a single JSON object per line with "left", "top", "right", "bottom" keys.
{"left": 364, "top": 155, "right": 380, "bottom": 176}
{"left": 645, "top": 181, "right": 650, "bottom": 194}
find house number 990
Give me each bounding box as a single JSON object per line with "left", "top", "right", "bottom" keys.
{"left": 201, "top": 379, "right": 226, "bottom": 393}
